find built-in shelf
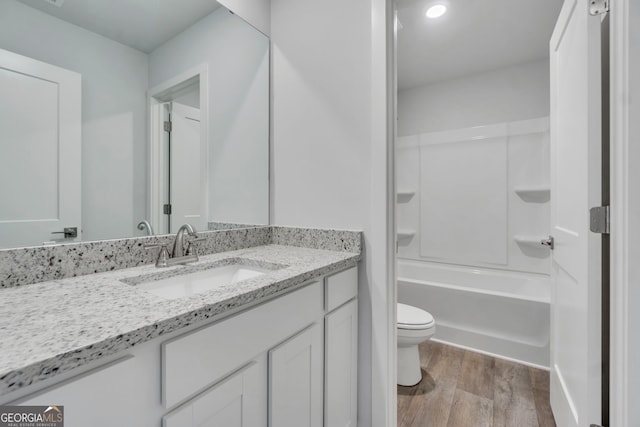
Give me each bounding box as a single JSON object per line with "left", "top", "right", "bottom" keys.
{"left": 514, "top": 187, "right": 550, "bottom": 203}
{"left": 514, "top": 235, "right": 548, "bottom": 247}
{"left": 397, "top": 190, "right": 416, "bottom": 203}
{"left": 397, "top": 229, "right": 416, "bottom": 240}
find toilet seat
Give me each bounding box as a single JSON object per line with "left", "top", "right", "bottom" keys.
{"left": 397, "top": 303, "right": 434, "bottom": 330}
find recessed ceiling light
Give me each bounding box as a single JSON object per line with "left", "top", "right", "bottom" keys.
{"left": 426, "top": 4, "right": 447, "bottom": 19}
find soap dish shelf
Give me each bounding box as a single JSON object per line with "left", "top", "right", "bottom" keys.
{"left": 397, "top": 190, "right": 416, "bottom": 203}
{"left": 514, "top": 235, "right": 550, "bottom": 248}
{"left": 514, "top": 187, "right": 550, "bottom": 203}
{"left": 397, "top": 229, "right": 416, "bottom": 240}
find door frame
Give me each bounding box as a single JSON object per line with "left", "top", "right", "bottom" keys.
{"left": 609, "top": 0, "right": 639, "bottom": 425}
{"left": 148, "top": 64, "right": 209, "bottom": 235}
{"left": 381, "top": 0, "right": 639, "bottom": 425}
{"left": 375, "top": 0, "right": 397, "bottom": 426}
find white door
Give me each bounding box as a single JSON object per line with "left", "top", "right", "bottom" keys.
{"left": 0, "top": 49, "right": 81, "bottom": 248}
{"left": 549, "top": 1, "right": 602, "bottom": 426}
{"left": 169, "top": 102, "right": 205, "bottom": 233}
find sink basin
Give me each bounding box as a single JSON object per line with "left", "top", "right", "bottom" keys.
{"left": 135, "top": 264, "right": 269, "bottom": 300}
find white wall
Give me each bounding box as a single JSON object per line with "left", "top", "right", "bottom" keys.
{"left": 398, "top": 59, "right": 550, "bottom": 136}
{"left": 218, "top": 0, "right": 271, "bottom": 36}
{"left": 271, "top": 0, "right": 393, "bottom": 425}
{"left": 149, "top": 7, "right": 270, "bottom": 226}
{"left": 0, "top": 0, "right": 149, "bottom": 242}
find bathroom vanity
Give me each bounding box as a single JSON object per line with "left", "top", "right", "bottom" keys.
{"left": 0, "top": 227, "right": 360, "bottom": 427}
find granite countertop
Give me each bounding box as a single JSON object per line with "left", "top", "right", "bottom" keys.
{"left": 0, "top": 244, "right": 359, "bottom": 397}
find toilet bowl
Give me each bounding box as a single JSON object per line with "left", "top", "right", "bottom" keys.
{"left": 397, "top": 303, "right": 435, "bottom": 386}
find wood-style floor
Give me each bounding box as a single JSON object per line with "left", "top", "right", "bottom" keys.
{"left": 398, "top": 341, "right": 557, "bottom": 427}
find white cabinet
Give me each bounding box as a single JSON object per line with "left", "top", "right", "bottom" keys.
{"left": 163, "top": 359, "right": 266, "bottom": 427}
{"left": 325, "top": 299, "right": 358, "bottom": 427}
{"left": 10, "top": 266, "right": 359, "bottom": 427}
{"left": 162, "top": 281, "right": 322, "bottom": 408}
{"left": 269, "top": 323, "right": 323, "bottom": 427}
{"left": 324, "top": 266, "right": 359, "bottom": 427}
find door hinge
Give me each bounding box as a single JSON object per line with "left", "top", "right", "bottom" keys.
{"left": 51, "top": 227, "right": 78, "bottom": 238}
{"left": 589, "top": 0, "right": 609, "bottom": 15}
{"left": 164, "top": 120, "right": 172, "bottom": 133}
{"left": 163, "top": 204, "right": 172, "bottom": 215}
{"left": 590, "top": 206, "right": 610, "bottom": 234}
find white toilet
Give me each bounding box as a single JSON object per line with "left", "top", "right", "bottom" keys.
{"left": 397, "top": 303, "right": 436, "bottom": 386}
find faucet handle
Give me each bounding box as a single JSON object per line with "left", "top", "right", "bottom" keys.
{"left": 185, "top": 237, "right": 206, "bottom": 257}
{"left": 144, "top": 243, "right": 170, "bottom": 268}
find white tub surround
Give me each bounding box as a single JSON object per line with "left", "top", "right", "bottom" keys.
{"left": 397, "top": 260, "right": 550, "bottom": 368}
{"left": 0, "top": 234, "right": 361, "bottom": 399}
{"left": 396, "top": 117, "right": 551, "bottom": 275}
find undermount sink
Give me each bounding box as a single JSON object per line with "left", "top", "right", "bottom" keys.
{"left": 134, "top": 264, "right": 270, "bottom": 300}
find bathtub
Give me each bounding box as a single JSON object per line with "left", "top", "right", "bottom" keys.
{"left": 397, "top": 260, "right": 550, "bottom": 368}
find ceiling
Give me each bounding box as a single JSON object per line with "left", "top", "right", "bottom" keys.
{"left": 397, "top": 0, "right": 563, "bottom": 90}
{"left": 17, "top": 0, "right": 222, "bottom": 53}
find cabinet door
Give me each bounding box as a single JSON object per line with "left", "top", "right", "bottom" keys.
{"left": 162, "top": 281, "right": 323, "bottom": 409}
{"left": 269, "top": 323, "right": 323, "bottom": 427}
{"left": 325, "top": 299, "right": 358, "bottom": 427}
{"left": 164, "top": 360, "right": 265, "bottom": 427}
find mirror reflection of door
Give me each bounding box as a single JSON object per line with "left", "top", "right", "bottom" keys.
{"left": 150, "top": 72, "right": 207, "bottom": 236}
{"left": 0, "top": 49, "right": 81, "bottom": 249}
{"left": 164, "top": 101, "right": 204, "bottom": 234}
{"left": 0, "top": 1, "right": 269, "bottom": 249}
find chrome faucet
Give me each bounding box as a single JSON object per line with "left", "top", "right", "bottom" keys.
{"left": 144, "top": 224, "right": 204, "bottom": 268}
{"left": 172, "top": 223, "right": 199, "bottom": 258}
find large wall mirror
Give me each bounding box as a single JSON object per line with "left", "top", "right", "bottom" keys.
{"left": 0, "top": 0, "right": 269, "bottom": 249}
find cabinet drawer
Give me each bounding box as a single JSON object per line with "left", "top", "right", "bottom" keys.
{"left": 162, "top": 281, "right": 323, "bottom": 409}
{"left": 325, "top": 267, "right": 358, "bottom": 312}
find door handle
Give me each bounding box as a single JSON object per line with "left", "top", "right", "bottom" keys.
{"left": 541, "top": 236, "right": 554, "bottom": 250}
{"left": 52, "top": 227, "right": 78, "bottom": 238}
